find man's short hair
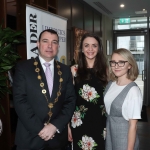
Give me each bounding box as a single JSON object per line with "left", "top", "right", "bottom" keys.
{"left": 38, "top": 29, "right": 59, "bottom": 42}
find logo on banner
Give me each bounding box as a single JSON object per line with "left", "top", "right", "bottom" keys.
{"left": 60, "top": 56, "right": 66, "bottom": 64}
{"left": 29, "top": 13, "right": 38, "bottom": 55}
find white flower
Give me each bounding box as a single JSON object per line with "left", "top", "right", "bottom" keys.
{"left": 82, "top": 92, "right": 89, "bottom": 101}
{"left": 87, "top": 87, "right": 97, "bottom": 101}
{"left": 83, "top": 84, "right": 90, "bottom": 92}
{"left": 80, "top": 135, "right": 96, "bottom": 150}
{"left": 79, "top": 84, "right": 100, "bottom": 103}
{"left": 81, "top": 90, "right": 89, "bottom": 101}
{"left": 71, "top": 111, "right": 82, "bottom": 128}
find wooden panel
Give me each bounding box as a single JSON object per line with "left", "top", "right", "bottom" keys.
{"left": 67, "top": 29, "right": 71, "bottom": 64}
{"left": 72, "top": 0, "right": 83, "bottom": 29}
{"left": 17, "top": 44, "right": 27, "bottom": 61}
{"left": 57, "top": 0, "right": 71, "bottom": 29}
{"left": 84, "top": 4, "right": 93, "bottom": 32}
{"left": 0, "top": 0, "right": 6, "bottom": 27}
{"left": 16, "top": 0, "right": 31, "bottom": 60}
{"left": 48, "top": 0, "right": 57, "bottom": 8}
{"left": 100, "top": 14, "right": 102, "bottom": 37}
{"left": 70, "top": 28, "right": 74, "bottom": 64}
{"left": 31, "top": 0, "right": 47, "bottom": 10}
{"left": 48, "top": 0, "right": 57, "bottom": 14}
{"left": 94, "top": 11, "right": 101, "bottom": 36}
{"left": 16, "top": 0, "right": 30, "bottom": 31}
{"left": 48, "top": 7, "right": 57, "bottom": 14}
{"left": 7, "top": 15, "right": 16, "bottom": 30}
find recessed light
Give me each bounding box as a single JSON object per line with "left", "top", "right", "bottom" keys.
{"left": 120, "top": 4, "right": 125, "bottom": 8}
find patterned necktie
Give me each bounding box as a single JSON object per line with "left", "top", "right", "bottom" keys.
{"left": 44, "top": 62, "right": 53, "bottom": 96}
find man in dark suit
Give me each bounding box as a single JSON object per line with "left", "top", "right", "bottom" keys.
{"left": 13, "top": 29, "right": 76, "bottom": 150}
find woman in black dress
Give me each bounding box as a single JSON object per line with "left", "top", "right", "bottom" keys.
{"left": 68, "top": 33, "right": 108, "bottom": 150}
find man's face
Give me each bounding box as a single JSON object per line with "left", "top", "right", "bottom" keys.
{"left": 37, "top": 31, "right": 59, "bottom": 62}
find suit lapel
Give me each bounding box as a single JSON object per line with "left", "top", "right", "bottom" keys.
{"left": 51, "top": 60, "right": 59, "bottom": 102}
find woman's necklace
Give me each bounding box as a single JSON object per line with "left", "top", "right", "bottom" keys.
{"left": 33, "top": 58, "right": 63, "bottom": 124}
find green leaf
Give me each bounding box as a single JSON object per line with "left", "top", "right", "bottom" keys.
{"left": 0, "top": 81, "right": 7, "bottom": 86}
{"left": 0, "top": 104, "right": 5, "bottom": 114}
{"left": 0, "top": 24, "right": 25, "bottom": 112}
{"left": 76, "top": 106, "right": 79, "bottom": 111}
{"left": 1, "top": 66, "right": 12, "bottom": 70}
{"left": 0, "top": 75, "right": 7, "bottom": 80}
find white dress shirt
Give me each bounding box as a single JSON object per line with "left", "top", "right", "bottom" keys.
{"left": 39, "top": 56, "right": 54, "bottom": 80}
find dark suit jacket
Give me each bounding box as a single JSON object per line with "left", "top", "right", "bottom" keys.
{"left": 13, "top": 57, "right": 76, "bottom": 149}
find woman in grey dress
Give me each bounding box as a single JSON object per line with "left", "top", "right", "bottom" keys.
{"left": 104, "top": 48, "right": 143, "bottom": 150}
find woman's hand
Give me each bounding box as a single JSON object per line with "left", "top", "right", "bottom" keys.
{"left": 71, "top": 65, "right": 78, "bottom": 84}
{"left": 127, "top": 119, "right": 138, "bottom": 150}
{"left": 71, "top": 65, "right": 78, "bottom": 77}
{"left": 68, "top": 124, "right": 73, "bottom": 142}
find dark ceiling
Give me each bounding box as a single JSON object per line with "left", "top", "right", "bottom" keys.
{"left": 83, "top": 0, "right": 150, "bottom": 18}
{"left": 7, "top": 0, "right": 150, "bottom": 18}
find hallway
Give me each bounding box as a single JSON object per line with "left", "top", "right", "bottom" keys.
{"left": 138, "top": 106, "right": 150, "bottom": 150}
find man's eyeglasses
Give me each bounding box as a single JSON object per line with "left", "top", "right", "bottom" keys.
{"left": 109, "top": 61, "right": 128, "bottom": 67}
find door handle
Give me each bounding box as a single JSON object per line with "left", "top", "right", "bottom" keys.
{"left": 142, "top": 70, "right": 144, "bottom": 81}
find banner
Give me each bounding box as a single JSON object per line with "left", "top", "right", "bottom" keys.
{"left": 26, "top": 5, "right": 67, "bottom": 64}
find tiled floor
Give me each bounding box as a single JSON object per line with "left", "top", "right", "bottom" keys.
{"left": 138, "top": 106, "right": 150, "bottom": 150}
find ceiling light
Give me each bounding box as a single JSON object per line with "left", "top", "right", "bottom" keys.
{"left": 120, "top": 4, "right": 124, "bottom": 8}
{"left": 143, "top": 9, "right": 145, "bottom": 11}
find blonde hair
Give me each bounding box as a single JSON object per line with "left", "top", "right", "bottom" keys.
{"left": 109, "top": 48, "right": 139, "bottom": 81}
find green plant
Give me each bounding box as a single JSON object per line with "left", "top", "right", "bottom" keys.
{"left": 0, "top": 25, "right": 24, "bottom": 112}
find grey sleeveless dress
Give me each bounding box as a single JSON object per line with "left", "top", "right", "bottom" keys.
{"left": 104, "top": 81, "right": 139, "bottom": 150}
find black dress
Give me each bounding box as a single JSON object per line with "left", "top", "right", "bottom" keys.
{"left": 71, "top": 69, "right": 106, "bottom": 150}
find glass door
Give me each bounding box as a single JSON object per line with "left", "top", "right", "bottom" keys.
{"left": 114, "top": 31, "right": 147, "bottom": 100}
{"left": 116, "top": 35, "right": 144, "bottom": 95}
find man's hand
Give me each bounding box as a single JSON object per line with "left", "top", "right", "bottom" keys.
{"left": 38, "top": 123, "right": 57, "bottom": 141}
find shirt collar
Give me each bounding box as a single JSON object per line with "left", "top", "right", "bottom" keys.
{"left": 39, "top": 56, "right": 54, "bottom": 66}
